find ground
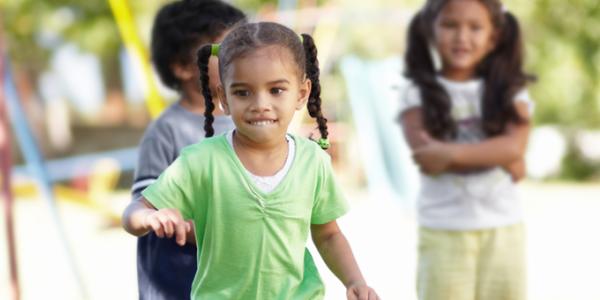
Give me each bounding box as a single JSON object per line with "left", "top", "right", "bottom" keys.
{"left": 1, "top": 181, "right": 599, "bottom": 299}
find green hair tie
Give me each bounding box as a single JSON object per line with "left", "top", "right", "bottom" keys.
{"left": 211, "top": 44, "right": 220, "bottom": 56}
{"left": 299, "top": 34, "right": 304, "bottom": 44}
{"left": 317, "top": 138, "right": 330, "bottom": 150}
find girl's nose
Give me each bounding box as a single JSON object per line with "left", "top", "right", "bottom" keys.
{"left": 456, "top": 27, "right": 469, "bottom": 42}
{"left": 251, "top": 93, "right": 271, "bottom": 112}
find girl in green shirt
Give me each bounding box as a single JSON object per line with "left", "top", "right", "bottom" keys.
{"left": 123, "top": 22, "right": 378, "bottom": 300}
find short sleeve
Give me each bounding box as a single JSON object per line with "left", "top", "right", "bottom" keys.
{"left": 131, "top": 133, "right": 173, "bottom": 201}
{"left": 513, "top": 89, "right": 535, "bottom": 117}
{"left": 311, "top": 154, "right": 350, "bottom": 224}
{"left": 142, "top": 153, "right": 195, "bottom": 220}
{"left": 398, "top": 83, "right": 422, "bottom": 114}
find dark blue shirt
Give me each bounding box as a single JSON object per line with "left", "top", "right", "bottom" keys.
{"left": 137, "top": 233, "right": 196, "bottom": 300}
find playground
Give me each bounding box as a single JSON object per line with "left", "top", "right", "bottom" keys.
{"left": 2, "top": 0, "right": 600, "bottom": 299}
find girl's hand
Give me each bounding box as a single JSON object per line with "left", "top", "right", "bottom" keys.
{"left": 504, "top": 159, "right": 526, "bottom": 182}
{"left": 346, "top": 283, "right": 379, "bottom": 300}
{"left": 412, "top": 132, "right": 453, "bottom": 175}
{"left": 143, "top": 208, "right": 191, "bottom": 246}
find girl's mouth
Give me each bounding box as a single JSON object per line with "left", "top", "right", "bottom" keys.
{"left": 248, "top": 119, "right": 277, "bottom": 126}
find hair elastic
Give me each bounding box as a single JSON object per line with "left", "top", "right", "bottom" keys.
{"left": 211, "top": 44, "right": 220, "bottom": 56}
{"left": 317, "top": 138, "right": 330, "bottom": 150}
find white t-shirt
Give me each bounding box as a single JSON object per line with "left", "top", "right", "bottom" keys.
{"left": 226, "top": 130, "right": 295, "bottom": 193}
{"left": 400, "top": 76, "right": 534, "bottom": 230}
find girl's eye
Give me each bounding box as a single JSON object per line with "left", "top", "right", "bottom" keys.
{"left": 442, "top": 21, "right": 458, "bottom": 28}
{"left": 270, "top": 87, "right": 285, "bottom": 95}
{"left": 233, "top": 90, "right": 250, "bottom": 97}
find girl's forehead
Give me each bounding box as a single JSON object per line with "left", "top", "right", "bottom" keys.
{"left": 241, "top": 45, "right": 299, "bottom": 64}
{"left": 223, "top": 45, "right": 303, "bottom": 82}
{"left": 438, "top": 0, "right": 492, "bottom": 20}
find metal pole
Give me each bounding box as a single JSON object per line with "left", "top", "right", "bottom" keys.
{"left": 3, "top": 57, "right": 89, "bottom": 299}
{"left": 0, "top": 44, "right": 20, "bottom": 300}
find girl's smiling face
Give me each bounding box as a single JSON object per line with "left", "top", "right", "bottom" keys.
{"left": 217, "top": 45, "right": 310, "bottom": 147}
{"left": 433, "top": 0, "right": 498, "bottom": 80}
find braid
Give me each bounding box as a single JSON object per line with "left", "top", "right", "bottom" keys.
{"left": 197, "top": 45, "right": 216, "bottom": 137}
{"left": 301, "top": 34, "right": 328, "bottom": 142}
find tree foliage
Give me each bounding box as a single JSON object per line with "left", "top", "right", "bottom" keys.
{"left": 521, "top": 0, "right": 600, "bottom": 128}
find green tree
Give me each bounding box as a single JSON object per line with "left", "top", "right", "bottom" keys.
{"left": 524, "top": 0, "right": 600, "bottom": 128}
{"left": 1, "top": 0, "right": 168, "bottom": 87}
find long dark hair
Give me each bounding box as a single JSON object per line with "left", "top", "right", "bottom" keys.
{"left": 196, "top": 22, "right": 329, "bottom": 147}
{"left": 404, "top": 0, "right": 535, "bottom": 139}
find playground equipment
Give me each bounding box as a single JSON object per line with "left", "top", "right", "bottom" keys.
{"left": 2, "top": 55, "right": 89, "bottom": 299}
{"left": 340, "top": 56, "right": 419, "bottom": 206}
{"left": 108, "top": 0, "right": 166, "bottom": 119}
{"left": 1, "top": 51, "right": 20, "bottom": 300}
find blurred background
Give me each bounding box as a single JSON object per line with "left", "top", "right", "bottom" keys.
{"left": 1, "top": 0, "right": 599, "bottom": 299}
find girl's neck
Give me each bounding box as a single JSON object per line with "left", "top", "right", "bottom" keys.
{"left": 440, "top": 66, "right": 478, "bottom": 82}
{"left": 232, "top": 131, "right": 289, "bottom": 176}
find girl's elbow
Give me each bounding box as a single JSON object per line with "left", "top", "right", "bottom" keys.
{"left": 316, "top": 232, "right": 346, "bottom": 250}
{"left": 312, "top": 229, "right": 340, "bottom": 248}
{"left": 507, "top": 144, "right": 526, "bottom": 162}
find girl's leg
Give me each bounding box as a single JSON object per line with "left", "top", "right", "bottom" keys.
{"left": 417, "top": 227, "right": 479, "bottom": 300}
{"left": 475, "top": 223, "right": 526, "bottom": 300}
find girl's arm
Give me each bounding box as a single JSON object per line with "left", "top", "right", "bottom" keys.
{"left": 504, "top": 158, "right": 526, "bottom": 182}
{"left": 311, "top": 221, "right": 378, "bottom": 300}
{"left": 399, "top": 106, "right": 430, "bottom": 150}
{"left": 122, "top": 197, "right": 156, "bottom": 236}
{"left": 401, "top": 101, "right": 531, "bottom": 175}
{"left": 122, "top": 196, "right": 192, "bottom": 246}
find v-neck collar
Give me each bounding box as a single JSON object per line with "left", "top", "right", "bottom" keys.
{"left": 221, "top": 133, "right": 298, "bottom": 200}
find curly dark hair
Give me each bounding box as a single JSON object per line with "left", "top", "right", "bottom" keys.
{"left": 404, "top": 0, "right": 535, "bottom": 139}
{"left": 196, "top": 22, "right": 328, "bottom": 146}
{"left": 150, "top": 0, "right": 246, "bottom": 90}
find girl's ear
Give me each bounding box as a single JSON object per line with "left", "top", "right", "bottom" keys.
{"left": 296, "top": 77, "right": 311, "bottom": 110}
{"left": 172, "top": 63, "right": 195, "bottom": 81}
{"left": 216, "top": 85, "right": 230, "bottom": 115}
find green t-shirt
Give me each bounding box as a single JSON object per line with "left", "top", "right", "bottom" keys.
{"left": 142, "top": 134, "right": 349, "bottom": 299}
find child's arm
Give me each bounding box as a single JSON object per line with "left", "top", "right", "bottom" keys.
{"left": 311, "top": 221, "right": 379, "bottom": 300}
{"left": 122, "top": 197, "right": 192, "bottom": 246}
{"left": 399, "top": 107, "right": 430, "bottom": 150}
{"left": 401, "top": 101, "right": 531, "bottom": 176}
{"left": 504, "top": 158, "right": 526, "bottom": 182}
